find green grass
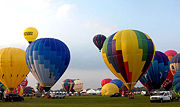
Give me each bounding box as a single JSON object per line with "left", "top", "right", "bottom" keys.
{"left": 0, "top": 95, "right": 180, "bottom": 107}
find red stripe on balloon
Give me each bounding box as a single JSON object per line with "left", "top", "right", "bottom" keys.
{"left": 124, "top": 62, "right": 132, "bottom": 82}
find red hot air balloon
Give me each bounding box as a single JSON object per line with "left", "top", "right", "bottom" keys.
{"left": 101, "top": 78, "right": 112, "bottom": 87}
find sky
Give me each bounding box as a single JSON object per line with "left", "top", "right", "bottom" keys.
{"left": 0, "top": 0, "right": 180, "bottom": 90}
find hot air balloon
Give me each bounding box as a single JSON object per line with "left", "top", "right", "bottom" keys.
{"left": 163, "top": 50, "right": 177, "bottom": 90}
{"left": 140, "top": 51, "right": 169, "bottom": 91}
{"left": 101, "top": 78, "right": 112, "bottom": 87}
{"left": 170, "top": 54, "right": 180, "bottom": 75}
{"left": 101, "top": 83, "right": 119, "bottom": 96}
{"left": 73, "top": 79, "right": 83, "bottom": 93}
{"left": 102, "top": 30, "right": 155, "bottom": 90}
{"left": 0, "top": 48, "right": 29, "bottom": 92}
{"left": 25, "top": 38, "right": 70, "bottom": 92}
{"left": 93, "top": 34, "right": 106, "bottom": 52}
{"left": 172, "top": 71, "right": 180, "bottom": 96}
{"left": 20, "top": 77, "right": 28, "bottom": 89}
{"left": 23, "top": 27, "right": 38, "bottom": 43}
{"left": 62, "top": 79, "right": 75, "bottom": 93}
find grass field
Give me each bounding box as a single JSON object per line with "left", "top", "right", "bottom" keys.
{"left": 0, "top": 95, "right": 180, "bottom": 107}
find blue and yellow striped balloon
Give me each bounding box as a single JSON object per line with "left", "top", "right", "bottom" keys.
{"left": 102, "top": 30, "right": 155, "bottom": 90}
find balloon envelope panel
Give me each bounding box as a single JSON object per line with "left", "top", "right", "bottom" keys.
{"left": 25, "top": 38, "right": 70, "bottom": 90}
{"left": 102, "top": 30, "right": 155, "bottom": 90}
{"left": 0, "top": 48, "right": 29, "bottom": 91}
{"left": 140, "top": 51, "right": 169, "bottom": 91}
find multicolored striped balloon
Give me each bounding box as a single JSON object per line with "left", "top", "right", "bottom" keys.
{"left": 102, "top": 30, "right": 155, "bottom": 90}
{"left": 163, "top": 50, "right": 177, "bottom": 90}
{"left": 140, "top": 51, "right": 169, "bottom": 91}
{"left": 62, "top": 79, "right": 75, "bottom": 93}
{"left": 170, "top": 54, "right": 180, "bottom": 75}
{"left": 93, "top": 34, "right": 106, "bottom": 52}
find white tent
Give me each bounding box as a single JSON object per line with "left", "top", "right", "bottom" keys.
{"left": 86, "top": 89, "right": 96, "bottom": 95}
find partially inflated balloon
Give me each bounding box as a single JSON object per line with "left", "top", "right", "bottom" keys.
{"left": 93, "top": 34, "right": 106, "bottom": 52}
{"left": 25, "top": 38, "right": 70, "bottom": 92}
{"left": 101, "top": 83, "right": 119, "bottom": 96}
{"left": 73, "top": 80, "right": 83, "bottom": 93}
{"left": 102, "top": 30, "right": 155, "bottom": 90}
{"left": 170, "top": 54, "right": 180, "bottom": 75}
{"left": 62, "top": 79, "right": 74, "bottom": 93}
{"left": 101, "top": 78, "right": 112, "bottom": 87}
{"left": 24, "top": 27, "right": 38, "bottom": 43}
{"left": 0, "top": 48, "right": 29, "bottom": 91}
{"left": 110, "top": 79, "right": 123, "bottom": 89}
{"left": 140, "top": 51, "right": 169, "bottom": 91}
{"left": 163, "top": 50, "right": 177, "bottom": 90}
{"left": 172, "top": 71, "right": 180, "bottom": 96}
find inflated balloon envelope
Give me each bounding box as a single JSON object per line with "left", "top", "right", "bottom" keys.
{"left": 0, "top": 48, "right": 29, "bottom": 91}
{"left": 102, "top": 30, "right": 155, "bottom": 90}
{"left": 24, "top": 27, "right": 38, "bottom": 43}
{"left": 25, "top": 38, "right": 70, "bottom": 92}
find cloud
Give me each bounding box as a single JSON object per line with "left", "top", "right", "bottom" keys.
{"left": 56, "top": 4, "right": 76, "bottom": 20}
{"left": 84, "top": 20, "right": 118, "bottom": 35}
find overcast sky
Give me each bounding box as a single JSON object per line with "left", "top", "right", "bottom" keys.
{"left": 0, "top": 0, "right": 180, "bottom": 90}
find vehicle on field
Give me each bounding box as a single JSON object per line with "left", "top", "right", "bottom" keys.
{"left": 150, "top": 91, "right": 172, "bottom": 103}
{"left": 110, "top": 93, "right": 121, "bottom": 97}
{"left": 50, "top": 92, "right": 65, "bottom": 99}
{"left": 3, "top": 93, "right": 24, "bottom": 102}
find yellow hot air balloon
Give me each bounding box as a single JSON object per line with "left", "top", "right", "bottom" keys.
{"left": 23, "top": 27, "right": 38, "bottom": 43}
{"left": 0, "top": 48, "right": 29, "bottom": 92}
{"left": 101, "top": 83, "right": 119, "bottom": 96}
